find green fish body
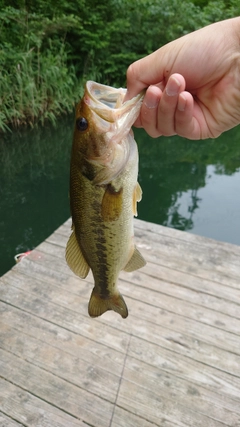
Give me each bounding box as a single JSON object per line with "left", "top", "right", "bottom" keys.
{"left": 66, "top": 81, "right": 146, "bottom": 318}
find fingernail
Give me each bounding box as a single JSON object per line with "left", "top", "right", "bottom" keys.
{"left": 144, "top": 99, "right": 158, "bottom": 109}
{"left": 166, "top": 77, "right": 181, "bottom": 97}
{"left": 143, "top": 86, "right": 159, "bottom": 109}
{"left": 178, "top": 94, "right": 186, "bottom": 111}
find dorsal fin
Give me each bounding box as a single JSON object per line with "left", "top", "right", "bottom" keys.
{"left": 65, "top": 229, "right": 90, "bottom": 278}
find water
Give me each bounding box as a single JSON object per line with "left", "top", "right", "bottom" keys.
{"left": 173, "top": 167, "right": 240, "bottom": 244}
{"left": 135, "top": 126, "right": 240, "bottom": 243}
{"left": 0, "top": 115, "right": 73, "bottom": 276}
{"left": 1, "top": 116, "right": 240, "bottom": 277}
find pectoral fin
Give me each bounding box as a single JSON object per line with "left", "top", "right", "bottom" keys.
{"left": 66, "top": 229, "right": 90, "bottom": 278}
{"left": 133, "top": 182, "right": 142, "bottom": 216}
{"left": 124, "top": 246, "right": 146, "bottom": 272}
{"left": 101, "top": 184, "right": 123, "bottom": 222}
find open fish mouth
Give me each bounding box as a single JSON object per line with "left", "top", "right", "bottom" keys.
{"left": 80, "top": 80, "right": 145, "bottom": 185}
{"left": 84, "top": 81, "right": 144, "bottom": 139}
{"left": 85, "top": 81, "right": 126, "bottom": 113}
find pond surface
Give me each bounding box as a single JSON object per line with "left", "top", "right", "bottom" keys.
{"left": 135, "top": 126, "right": 240, "bottom": 244}
{"left": 1, "top": 115, "right": 240, "bottom": 276}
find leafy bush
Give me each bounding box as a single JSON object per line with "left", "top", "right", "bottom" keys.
{"left": 0, "top": 0, "right": 239, "bottom": 131}
{"left": 0, "top": 6, "right": 82, "bottom": 130}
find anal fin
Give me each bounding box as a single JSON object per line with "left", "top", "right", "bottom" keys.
{"left": 65, "top": 229, "right": 90, "bottom": 278}
{"left": 124, "top": 246, "right": 146, "bottom": 272}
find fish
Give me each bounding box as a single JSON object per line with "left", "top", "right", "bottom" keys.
{"left": 65, "top": 80, "right": 146, "bottom": 319}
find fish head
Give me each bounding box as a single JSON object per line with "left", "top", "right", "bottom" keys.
{"left": 72, "top": 81, "right": 144, "bottom": 184}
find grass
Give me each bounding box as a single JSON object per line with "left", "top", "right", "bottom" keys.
{"left": 0, "top": 42, "right": 83, "bottom": 132}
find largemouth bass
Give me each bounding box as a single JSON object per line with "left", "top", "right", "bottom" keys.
{"left": 66, "top": 81, "right": 146, "bottom": 319}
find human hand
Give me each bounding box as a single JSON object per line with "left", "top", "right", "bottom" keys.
{"left": 125, "top": 18, "right": 240, "bottom": 139}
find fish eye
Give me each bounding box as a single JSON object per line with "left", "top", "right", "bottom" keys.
{"left": 76, "top": 117, "right": 88, "bottom": 131}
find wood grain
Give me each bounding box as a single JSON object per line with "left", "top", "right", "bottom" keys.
{"left": 1, "top": 218, "right": 240, "bottom": 426}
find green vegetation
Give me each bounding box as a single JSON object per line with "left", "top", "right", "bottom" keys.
{"left": 0, "top": 0, "right": 239, "bottom": 131}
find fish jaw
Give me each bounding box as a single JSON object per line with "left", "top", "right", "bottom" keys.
{"left": 85, "top": 81, "right": 144, "bottom": 143}
{"left": 78, "top": 81, "right": 144, "bottom": 184}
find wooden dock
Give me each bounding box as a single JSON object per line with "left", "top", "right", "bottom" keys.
{"left": 1, "top": 218, "right": 240, "bottom": 427}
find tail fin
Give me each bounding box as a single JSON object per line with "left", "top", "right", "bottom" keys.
{"left": 88, "top": 287, "right": 128, "bottom": 319}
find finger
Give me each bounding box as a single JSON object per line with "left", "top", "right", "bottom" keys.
{"left": 175, "top": 92, "right": 210, "bottom": 139}
{"left": 124, "top": 50, "right": 167, "bottom": 102}
{"left": 137, "top": 85, "right": 163, "bottom": 137}
{"left": 175, "top": 92, "right": 199, "bottom": 139}
{"left": 156, "top": 74, "right": 186, "bottom": 136}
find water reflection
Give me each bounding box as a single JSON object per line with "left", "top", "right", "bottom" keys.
{"left": 176, "top": 165, "right": 240, "bottom": 244}
{"left": 136, "top": 125, "right": 240, "bottom": 243}
{"left": 0, "top": 115, "right": 74, "bottom": 275}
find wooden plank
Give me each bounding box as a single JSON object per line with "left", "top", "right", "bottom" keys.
{"left": 39, "top": 233, "right": 240, "bottom": 333}
{"left": 2, "top": 266, "right": 240, "bottom": 357}
{"left": 122, "top": 355, "right": 240, "bottom": 419}
{"left": 48, "top": 225, "right": 240, "bottom": 311}
{"left": 2, "top": 294, "right": 240, "bottom": 389}
{"left": 1, "top": 322, "right": 120, "bottom": 404}
{"left": 8, "top": 242, "right": 240, "bottom": 337}
{"left": 2, "top": 265, "right": 240, "bottom": 364}
{"left": 133, "top": 220, "right": 240, "bottom": 285}
{"left": 0, "top": 413, "right": 25, "bottom": 427}
{"left": 0, "top": 278, "right": 129, "bottom": 354}
{"left": 111, "top": 406, "right": 178, "bottom": 427}
{"left": 128, "top": 336, "right": 240, "bottom": 402}
{"left": 134, "top": 218, "right": 240, "bottom": 256}
{"left": 6, "top": 254, "right": 88, "bottom": 296}
{"left": 48, "top": 218, "right": 240, "bottom": 273}
{"left": 36, "top": 235, "right": 240, "bottom": 328}
{"left": 0, "top": 349, "right": 113, "bottom": 427}
{"left": 138, "top": 262, "right": 240, "bottom": 307}
{"left": 47, "top": 228, "right": 240, "bottom": 307}
{"left": 2, "top": 217, "right": 240, "bottom": 427}
{"left": 5, "top": 254, "right": 239, "bottom": 372}
{"left": 120, "top": 278, "right": 240, "bottom": 336}
{"left": 103, "top": 299, "right": 240, "bottom": 378}
{"left": 15, "top": 253, "right": 240, "bottom": 342}
{"left": 0, "top": 379, "right": 85, "bottom": 427}
{"left": 117, "top": 341, "right": 240, "bottom": 427}
{"left": 117, "top": 379, "right": 232, "bottom": 427}
{"left": 2, "top": 285, "right": 240, "bottom": 399}
{"left": 5, "top": 256, "right": 238, "bottom": 334}
{"left": 36, "top": 236, "right": 240, "bottom": 306}
{"left": 48, "top": 216, "right": 240, "bottom": 272}
{"left": 0, "top": 303, "right": 124, "bottom": 377}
